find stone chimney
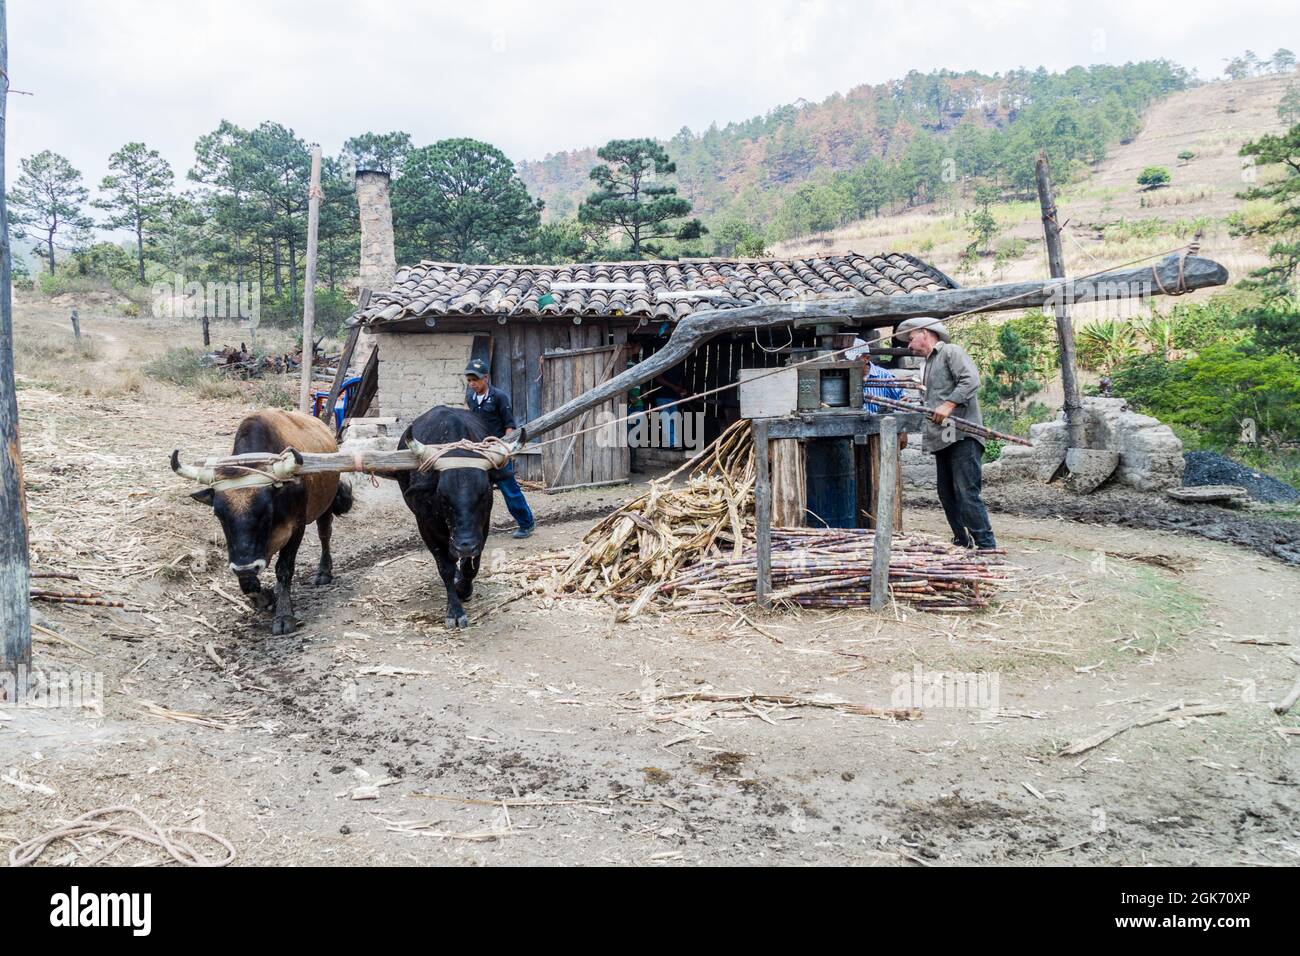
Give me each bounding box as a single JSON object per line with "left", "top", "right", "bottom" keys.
{"left": 355, "top": 170, "right": 396, "bottom": 294}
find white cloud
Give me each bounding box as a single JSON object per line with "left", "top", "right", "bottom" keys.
{"left": 6, "top": 0, "right": 1296, "bottom": 202}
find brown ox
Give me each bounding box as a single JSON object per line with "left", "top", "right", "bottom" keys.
{"left": 172, "top": 410, "right": 352, "bottom": 634}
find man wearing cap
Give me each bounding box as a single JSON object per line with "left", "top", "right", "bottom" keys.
{"left": 896, "top": 318, "right": 997, "bottom": 550}
{"left": 464, "top": 358, "right": 535, "bottom": 539}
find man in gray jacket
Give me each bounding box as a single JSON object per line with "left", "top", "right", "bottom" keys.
{"left": 897, "top": 318, "right": 997, "bottom": 550}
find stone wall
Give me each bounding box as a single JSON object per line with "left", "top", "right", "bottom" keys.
{"left": 984, "top": 397, "right": 1184, "bottom": 492}
{"left": 373, "top": 331, "right": 475, "bottom": 424}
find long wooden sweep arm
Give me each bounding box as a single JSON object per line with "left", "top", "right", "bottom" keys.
{"left": 516, "top": 253, "right": 1227, "bottom": 443}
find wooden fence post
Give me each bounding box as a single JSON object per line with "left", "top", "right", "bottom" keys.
{"left": 753, "top": 419, "right": 772, "bottom": 608}
{"left": 870, "top": 415, "right": 897, "bottom": 611}
{"left": 1035, "top": 154, "right": 1085, "bottom": 448}
{"left": 298, "top": 147, "right": 322, "bottom": 415}
{"left": 0, "top": 1, "right": 32, "bottom": 695}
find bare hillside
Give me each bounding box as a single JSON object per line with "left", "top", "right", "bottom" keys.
{"left": 773, "top": 73, "right": 1296, "bottom": 303}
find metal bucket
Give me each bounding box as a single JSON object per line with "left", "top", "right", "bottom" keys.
{"left": 819, "top": 370, "right": 850, "bottom": 407}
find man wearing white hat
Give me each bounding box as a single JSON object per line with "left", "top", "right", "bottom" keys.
{"left": 895, "top": 318, "right": 996, "bottom": 550}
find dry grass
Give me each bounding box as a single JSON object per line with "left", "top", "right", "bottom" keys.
{"left": 771, "top": 73, "right": 1292, "bottom": 294}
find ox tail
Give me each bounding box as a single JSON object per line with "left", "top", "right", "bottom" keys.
{"left": 331, "top": 480, "right": 354, "bottom": 517}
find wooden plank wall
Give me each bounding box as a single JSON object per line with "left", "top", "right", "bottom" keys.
{"left": 540, "top": 341, "right": 626, "bottom": 488}
{"left": 490, "top": 319, "right": 621, "bottom": 482}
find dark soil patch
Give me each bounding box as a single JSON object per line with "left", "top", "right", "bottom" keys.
{"left": 909, "top": 486, "right": 1300, "bottom": 565}
{"left": 1183, "top": 451, "right": 1300, "bottom": 504}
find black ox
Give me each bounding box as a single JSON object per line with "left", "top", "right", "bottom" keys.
{"left": 396, "top": 406, "right": 503, "bottom": 629}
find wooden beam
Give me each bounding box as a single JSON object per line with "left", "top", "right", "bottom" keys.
{"left": 764, "top": 411, "right": 924, "bottom": 441}
{"left": 298, "top": 148, "right": 323, "bottom": 414}
{"left": 753, "top": 419, "right": 773, "bottom": 608}
{"left": 320, "top": 289, "right": 370, "bottom": 431}
{"left": 517, "top": 252, "right": 1227, "bottom": 443}
{"left": 1036, "top": 155, "right": 1085, "bottom": 448}
{"left": 870, "top": 416, "right": 898, "bottom": 611}
{"left": 0, "top": 3, "right": 31, "bottom": 690}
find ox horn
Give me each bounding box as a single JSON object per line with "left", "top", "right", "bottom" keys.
{"left": 170, "top": 449, "right": 215, "bottom": 485}
{"left": 270, "top": 447, "right": 304, "bottom": 481}
{"left": 406, "top": 438, "right": 437, "bottom": 472}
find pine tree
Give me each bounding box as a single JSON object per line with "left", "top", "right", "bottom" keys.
{"left": 392, "top": 138, "right": 541, "bottom": 264}
{"left": 9, "top": 150, "right": 94, "bottom": 272}
{"left": 981, "top": 324, "right": 1040, "bottom": 416}
{"left": 94, "top": 142, "right": 175, "bottom": 283}
{"left": 578, "top": 139, "right": 704, "bottom": 259}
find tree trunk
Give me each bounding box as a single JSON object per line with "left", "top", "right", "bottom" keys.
{"left": 0, "top": 2, "right": 32, "bottom": 689}
{"left": 135, "top": 219, "right": 146, "bottom": 285}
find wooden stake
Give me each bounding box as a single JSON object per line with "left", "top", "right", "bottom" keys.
{"left": 753, "top": 419, "right": 772, "bottom": 608}
{"left": 298, "top": 147, "right": 322, "bottom": 415}
{"left": 870, "top": 415, "right": 897, "bottom": 611}
{"left": 1035, "top": 154, "right": 1085, "bottom": 448}
{"left": 320, "top": 289, "right": 370, "bottom": 432}
{"left": 0, "top": 1, "right": 32, "bottom": 692}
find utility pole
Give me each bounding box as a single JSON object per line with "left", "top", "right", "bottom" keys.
{"left": 298, "top": 147, "right": 322, "bottom": 415}
{"left": 0, "top": 0, "right": 32, "bottom": 696}
{"left": 1035, "top": 154, "right": 1085, "bottom": 448}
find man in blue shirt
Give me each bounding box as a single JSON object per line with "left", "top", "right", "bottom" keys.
{"left": 464, "top": 359, "right": 535, "bottom": 539}
{"left": 849, "top": 339, "right": 911, "bottom": 449}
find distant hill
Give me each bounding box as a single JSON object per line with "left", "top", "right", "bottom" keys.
{"left": 770, "top": 72, "right": 1296, "bottom": 309}
{"left": 518, "top": 61, "right": 1191, "bottom": 235}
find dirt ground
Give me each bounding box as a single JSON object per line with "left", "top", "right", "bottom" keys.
{"left": 2, "top": 301, "right": 1298, "bottom": 867}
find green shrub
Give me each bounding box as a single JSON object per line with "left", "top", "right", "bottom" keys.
{"left": 144, "top": 347, "right": 208, "bottom": 386}
{"left": 1116, "top": 344, "right": 1300, "bottom": 447}
{"left": 1137, "top": 166, "right": 1171, "bottom": 189}
{"left": 253, "top": 378, "right": 295, "bottom": 409}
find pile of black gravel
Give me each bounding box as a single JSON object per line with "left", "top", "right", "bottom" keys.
{"left": 1182, "top": 451, "right": 1300, "bottom": 504}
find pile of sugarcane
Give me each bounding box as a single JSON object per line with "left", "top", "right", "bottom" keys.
{"left": 663, "top": 528, "right": 1009, "bottom": 613}
{"left": 527, "top": 420, "right": 756, "bottom": 616}
{"left": 522, "top": 420, "right": 1012, "bottom": 616}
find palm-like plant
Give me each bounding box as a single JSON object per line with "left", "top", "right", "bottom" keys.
{"left": 1077, "top": 320, "right": 1140, "bottom": 372}
{"left": 1136, "top": 314, "right": 1176, "bottom": 360}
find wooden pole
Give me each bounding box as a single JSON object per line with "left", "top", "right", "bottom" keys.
{"left": 753, "top": 419, "right": 772, "bottom": 608}
{"left": 298, "top": 147, "right": 322, "bottom": 415}
{"left": 870, "top": 415, "right": 897, "bottom": 611}
{"left": 1035, "top": 154, "right": 1085, "bottom": 448}
{"left": 519, "top": 252, "right": 1226, "bottom": 443}
{"left": 0, "top": 0, "right": 33, "bottom": 694}
{"left": 320, "top": 289, "right": 370, "bottom": 431}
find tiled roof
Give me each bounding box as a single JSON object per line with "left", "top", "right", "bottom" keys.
{"left": 355, "top": 252, "right": 956, "bottom": 326}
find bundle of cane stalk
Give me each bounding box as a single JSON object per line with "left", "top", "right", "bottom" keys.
{"left": 523, "top": 420, "right": 1012, "bottom": 616}
{"left": 663, "top": 528, "right": 1008, "bottom": 613}
{"left": 527, "top": 420, "right": 756, "bottom": 616}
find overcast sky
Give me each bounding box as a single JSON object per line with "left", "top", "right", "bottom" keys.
{"left": 7, "top": 0, "right": 1297, "bottom": 194}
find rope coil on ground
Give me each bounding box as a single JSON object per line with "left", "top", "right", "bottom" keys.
{"left": 9, "top": 805, "right": 236, "bottom": 867}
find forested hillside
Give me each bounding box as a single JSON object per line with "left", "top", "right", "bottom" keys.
{"left": 520, "top": 61, "right": 1191, "bottom": 241}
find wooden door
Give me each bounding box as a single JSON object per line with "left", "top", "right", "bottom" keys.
{"left": 541, "top": 344, "right": 629, "bottom": 489}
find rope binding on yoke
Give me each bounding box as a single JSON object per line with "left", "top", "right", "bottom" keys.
{"left": 408, "top": 436, "right": 513, "bottom": 473}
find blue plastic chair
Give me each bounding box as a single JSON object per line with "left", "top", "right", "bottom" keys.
{"left": 314, "top": 376, "right": 362, "bottom": 430}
